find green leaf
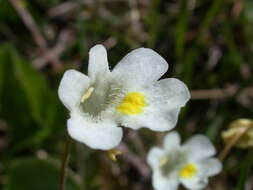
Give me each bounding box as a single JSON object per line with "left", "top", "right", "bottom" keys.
{"left": 0, "top": 45, "right": 39, "bottom": 152}
{"left": 0, "top": 0, "right": 19, "bottom": 22}
{"left": 5, "top": 158, "right": 80, "bottom": 190}
{"left": 10, "top": 50, "right": 51, "bottom": 126}
{"left": 9, "top": 47, "right": 67, "bottom": 147}
{"left": 175, "top": 0, "right": 189, "bottom": 58}
{"left": 236, "top": 150, "right": 253, "bottom": 190}
{"left": 0, "top": 44, "right": 11, "bottom": 111}
{"left": 198, "top": 0, "right": 223, "bottom": 40}
{"left": 205, "top": 115, "right": 224, "bottom": 141}
{"left": 0, "top": 44, "right": 66, "bottom": 153}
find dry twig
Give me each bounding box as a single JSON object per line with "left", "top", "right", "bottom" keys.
{"left": 190, "top": 86, "right": 253, "bottom": 100}
{"left": 9, "top": 0, "right": 62, "bottom": 71}
{"left": 8, "top": 0, "right": 47, "bottom": 50}
{"left": 48, "top": 1, "right": 79, "bottom": 18}
{"left": 59, "top": 136, "right": 71, "bottom": 190}
{"left": 118, "top": 143, "right": 150, "bottom": 177}
{"left": 33, "top": 30, "right": 74, "bottom": 69}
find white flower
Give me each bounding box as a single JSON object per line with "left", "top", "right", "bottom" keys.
{"left": 58, "top": 45, "right": 190, "bottom": 150}
{"left": 147, "top": 131, "right": 222, "bottom": 190}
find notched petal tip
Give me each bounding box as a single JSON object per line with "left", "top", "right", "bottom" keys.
{"left": 158, "top": 78, "right": 191, "bottom": 107}
{"left": 112, "top": 47, "right": 169, "bottom": 86}
{"left": 131, "top": 47, "right": 169, "bottom": 73}
{"left": 135, "top": 47, "right": 168, "bottom": 64}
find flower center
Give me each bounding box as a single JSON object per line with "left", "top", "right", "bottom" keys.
{"left": 160, "top": 151, "right": 185, "bottom": 177}
{"left": 179, "top": 163, "right": 197, "bottom": 179}
{"left": 116, "top": 92, "right": 147, "bottom": 115}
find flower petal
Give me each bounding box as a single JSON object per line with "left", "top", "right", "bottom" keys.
{"left": 199, "top": 158, "right": 222, "bottom": 177}
{"left": 120, "top": 107, "right": 181, "bottom": 131}
{"left": 180, "top": 175, "right": 208, "bottom": 190}
{"left": 180, "top": 159, "right": 221, "bottom": 189}
{"left": 152, "top": 171, "right": 179, "bottom": 190}
{"left": 120, "top": 78, "right": 189, "bottom": 131}
{"left": 112, "top": 48, "right": 168, "bottom": 87}
{"left": 147, "top": 147, "right": 164, "bottom": 169}
{"left": 58, "top": 69, "right": 90, "bottom": 111}
{"left": 183, "top": 135, "right": 216, "bottom": 161}
{"left": 88, "top": 44, "right": 110, "bottom": 83}
{"left": 67, "top": 112, "right": 123, "bottom": 150}
{"left": 163, "top": 131, "right": 181, "bottom": 150}
{"left": 150, "top": 78, "right": 190, "bottom": 109}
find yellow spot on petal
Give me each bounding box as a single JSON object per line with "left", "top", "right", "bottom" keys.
{"left": 179, "top": 163, "right": 197, "bottom": 179}
{"left": 81, "top": 87, "right": 94, "bottom": 103}
{"left": 116, "top": 92, "right": 147, "bottom": 115}
{"left": 106, "top": 149, "right": 122, "bottom": 161}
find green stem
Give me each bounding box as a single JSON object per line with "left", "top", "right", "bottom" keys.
{"left": 59, "top": 136, "right": 71, "bottom": 190}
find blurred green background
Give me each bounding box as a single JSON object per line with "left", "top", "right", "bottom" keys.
{"left": 0, "top": 0, "right": 253, "bottom": 189}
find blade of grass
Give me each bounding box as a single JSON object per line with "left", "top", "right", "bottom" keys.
{"left": 175, "top": 0, "right": 189, "bottom": 59}
{"left": 197, "top": 0, "right": 223, "bottom": 42}
{"left": 236, "top": 150, "right": 253, "bottom": 190}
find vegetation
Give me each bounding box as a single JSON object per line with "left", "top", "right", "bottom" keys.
{"left": 0, "top": 0, "right": 253, "bottom": 189}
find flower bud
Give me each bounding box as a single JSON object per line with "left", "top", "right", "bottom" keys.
{"left": 222, "top": 119, "right": 253, "bottom": 148}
